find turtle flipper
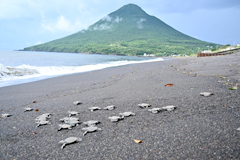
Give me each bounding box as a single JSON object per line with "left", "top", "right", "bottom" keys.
{"left": 61, "top": 143, "right": 66, "bottom": 149}
{"left": 83, "top": 131, "right": 88, "bottom": 136}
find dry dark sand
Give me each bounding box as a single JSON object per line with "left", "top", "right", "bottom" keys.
{"left": 0, "top": 52, "right": 239, "bottom": 159}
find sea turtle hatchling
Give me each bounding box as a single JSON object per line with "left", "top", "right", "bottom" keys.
{"left": 138, "top": 103, "right": 151, "bottom": 108}
{"left": 35, "top": 113, "right": 51, "bottom": 122}
{"left": 36, "top": 120, "right": 51, "bottom": 127}
{"left": 73, "top": 101, "right": 82, "bottom": 105}
{"left": 103, "top": 105, "right": 115, "bottom": 110}
{"left": 58, "top": 124, "right": 72, "bottom": 131}
{"left": 82, "top": 126, "right": 102, "bottom": 136}
{"left": 108, "top": 116, "right": 123, "bottom": 122}
{"left": 1, "top": 113, "right": 11, "bottom": 118}
{"left": 24, "top": 108, "right": 33, "bottom": 112}
{"left": 119, "top": 112, "right": 136, "bottom": 118}
{"left": 66, "top": 120, "right": 81, "bottom": 127}
{"left": 41, "top": 113, "right": 52, "bottom": 118}
{"left": 89, "top": 107, "right": 101, "bottom": 112}
{"left": 35, "top": 116, "right": 47, "bottom": 122}
{"left": 68, "top": 111, "right": 79, "bottom": 117}
{"left": 200, "top": 92, "right": 213, "bottom": 97}
{"left": 59, "top": 117, "right": 79, "bottom": 122}
{"left": 59, "top": 137, "right": 82, "bottom": 149}
{"left": 148, "top": 108, "right": 163, "bottom": 114}
{"left": 162, "top": 105, "right": 176, "bottom": 111}
{"left": 83, "top": 120, "right": 100, "bottom": 126}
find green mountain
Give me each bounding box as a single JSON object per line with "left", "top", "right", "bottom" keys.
{"left": 24, "top": 4, "right": 217, "bottom": 56}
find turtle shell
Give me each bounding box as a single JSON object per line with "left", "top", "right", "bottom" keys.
{"left": 83, "top": 126, "right": 98, "bottom": 132}
{"left": 64, "top": 137, "right": 79, "bottom": 143}
{"left": 68, "top": 111, "right": 79, "bottom": 114}
{"left": 59, "top": 124, "right": 71, "bottom": 128}
{"left": 84, "top": 120, "right": 99, "bottom": 125}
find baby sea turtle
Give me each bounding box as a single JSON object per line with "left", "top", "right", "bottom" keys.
{"left": 162, "top": 105, "right": 176, "bottom": 111}
{"left": 59, "top": 137, "right": 82, "bottom": 149}
{"left": 200, "top": 92, "right": 213, "bottom": 97}
{"left": 24, "top": 108, "right": 33, "bottom": 112}
{"left": 82, "top": 126, "right": 102, "bottom": 136}
{"left": 68, "top": 111, "right": 79, "bottom": 117}
{"left": 138, "top": 103, "right": 151, "bottom": 108}
{"left": 41, "top": 113, "right": 52, "bottom": 118}
{"left": 58, "top": 124, "right": 72, "bottom": 131}
{"left": 1, "top": 113, "right": 11, "bottom": 118}
{"left": 83, "top": 120, "right": 100, "bottom": 126}
{"left": 89, "top": 107, "right": 101, "bottom": 112}
{"left": 73, "top": 101, "right": 82, "bottom": 105}
{"left": 35, "top": 113, "right": 51, "bottom": 122}
{"left": 35, "top": 116, "right": 47, "bottom": 122}
{"left": 66, "top": 120, "right": 81, "bottom": 127}
{"left": 59, "top": 117, "right": 79, "bottom": 122}
{"left": 36, "top": 120, "right": 51, "bottom": 127}
{"left": 108, "top": 116, "right": 123, "bottom": 122}
{"left": 103, "top": 105, "right": 115, "bottom": 110}
{"left": 148, "top": 108, "right": 163, "bottom": 114}
{"left": 119, "top": 112, "right": 136, "bottom": 118}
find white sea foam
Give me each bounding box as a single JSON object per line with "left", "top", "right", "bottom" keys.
{"left": 0, "top": 58, "right": 163, "bottom": 87}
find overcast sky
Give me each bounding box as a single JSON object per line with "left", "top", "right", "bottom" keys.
{"left": 1, "top": 0, "right": 239, "bottom": 51}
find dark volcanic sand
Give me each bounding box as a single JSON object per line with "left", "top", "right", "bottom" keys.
{"left": 0, "top": 52, "right": 239, "bottom": 159}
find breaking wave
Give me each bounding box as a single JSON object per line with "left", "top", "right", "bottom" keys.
{"left": 0, "top": 58, "right": 164, "bottom": 87}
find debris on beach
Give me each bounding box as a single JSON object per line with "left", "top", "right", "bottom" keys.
{"left": 73, "top": 101, "right": 82, "bottom": 105}
{"left": 89, "top": 106, "right": 101, "bottom": 112}
{"left": 82, "top": 126, "right": 102, "bottom": 136}
{"left": 200, "top": 92, "right": 213, "bottom": 97}
{"left": 33, "top": 101, "right": 37, "bottom": 103}
{"left": 108, "top": 116, "right": 124, "bottom": 122}
{"left": 35, "top": 109, "right": 39, "bottom": 112}
{"left": 83, "top": 120, "right": 100, "bottom": 126}
{"left": 24, "top": 108, "right": 33, "bottom": 112}
{"left": 218, "top": 80, "right": 226, "bottom": 83}
{"left": 1, "top": 113, "right": 11, "bottom": 118}
{"left": 138, "top": 103, "right": 151, "bottom": 108}
{"left": 103, "top": 105, "right": 115, "bottom": 110}
{"left": 68, "top": 111, "right": 79, "bottom": 117}
{"left": 134, "top": 139, "right": 142, "bottom": 143}
{"left": 119, "top": 112, "right": 136, "bottom": 118}
{"left": 148, "top": 108, "right": 163, "bottom": 114}
{"left": 165, "top": 84, "right": 174, "bottom": 87}
{"left": 59, "top": 137, "right": 82, "bottom": 149}
{"left": 229, "top": 86, "right": 237, "bottom": 90}
{"left": 162, "top": 105, "right": 176, "bottom": 111}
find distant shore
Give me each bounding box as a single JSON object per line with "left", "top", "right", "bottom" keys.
{"left": 0, "top": 51, "right": 239, "bottom": 159}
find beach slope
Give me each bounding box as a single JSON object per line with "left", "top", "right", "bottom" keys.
{"left": 0, "top": 52, "right": 239, "bottom": 159}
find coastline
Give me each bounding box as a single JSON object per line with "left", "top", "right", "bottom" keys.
{"left": 0, "top": 52, "right": 239, "bottom": 159}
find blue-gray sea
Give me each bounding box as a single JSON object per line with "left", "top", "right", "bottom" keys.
{"left": 0, "top": 51, "right": 164, "bottom": 88}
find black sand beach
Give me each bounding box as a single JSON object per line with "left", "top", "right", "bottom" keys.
{"left": 0, "top": 52, "right": 239, "bottom": 159}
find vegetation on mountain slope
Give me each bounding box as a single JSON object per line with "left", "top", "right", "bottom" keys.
{"left": 24, "top": 4, "right": 218, "bottom": 56}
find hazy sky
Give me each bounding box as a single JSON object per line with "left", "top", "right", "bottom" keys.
{"left": 1, "top": 0, "right": 239, "bottom": 51}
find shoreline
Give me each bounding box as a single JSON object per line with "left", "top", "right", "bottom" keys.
{"left": 0, "top": 55, "right": 164, "bottom": 88}
{"left": 0, "top": 52, "right": 239, "bottom": 159}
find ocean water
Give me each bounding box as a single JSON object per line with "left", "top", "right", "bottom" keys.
{"left": 0, "top": 51, "right": 164, "bottom": 88}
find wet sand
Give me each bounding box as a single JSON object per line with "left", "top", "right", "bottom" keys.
{"left": 0, "top": 52, "right": 239, "bottom": 159}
